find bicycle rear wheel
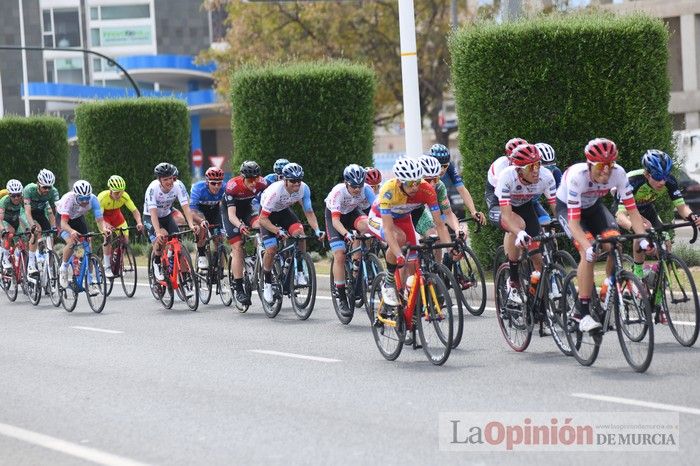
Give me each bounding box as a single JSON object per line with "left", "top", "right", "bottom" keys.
{"left": 616, "top": 271, "right": 653, "bottom": 372}
{"left": 258, "top": 261, "right": 283, "bottom": 318}
{"left": 25, "top": 263, "right": 41, "bottom": 305}
{"left": 369, "top": 273, "right": 405, "bottom": 361}
{"left": 662, "top": 254, "right": 699, "bottom": 347}
{"left": 178, "top": 250, "right": 199, "bottom": 311}
{"left": 417, "top": 272, "right": 453, "bottom": 365}
{"left": 61, "top": 265, "right": 78, "bottom": 312}
{"left": 554, "top": 250, "right": 577, "bottom": 270}
{"left": 148, "top": 251, "right": 161, "bottom": 301}
{"left": 561, "top": 271, "right": 601, "bottom": 366}
{"left": 216, "top": 251, "right": 233, "bottom": 306}
{"left": 120, "top": 244, "right": 138, "bottom": 298}
{"left": 85, "top": 256, "right": 107, "bottom": 313}
{"left": 492, "top": 245, "right": 506, "bottom": 282}
{"left": 47, "top": 251, "right": 62, "bottom": 307}
{"left": 494, "top": 263, "right": 532, "bottom": 352}
{"left": 544, "top": 265, "right": 572, "bottom": 356}
{"left": 453, "top": 245, "right": 487, "bottom": 316}
{"left": 329, "top": 256, "right": 353, "bottom": 324}
{"left": 291, "top": 252, "right": 316, "bottom": 320}
{"left": 196, "top": 246, "right": 213, "bottom": 305}
{"left": 434, "top": 263, "right": 464, "bottom": 349}
{"left": 362, "top": 253, "right": 384, "bottom": 321}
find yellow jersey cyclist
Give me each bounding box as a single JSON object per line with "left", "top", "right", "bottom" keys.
{"left": 97, "top": 175, "right": 144, "bottom": 278}
{"left": 24, "top": 169, "right": 61, "bottom": 273}
{"left": 1, "top": 180, "right": 32, "bottom": 271}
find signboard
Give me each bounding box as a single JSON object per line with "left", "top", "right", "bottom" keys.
{"left": 192, "top": 149, "right": 203, "bottom": 167}
{"left": 100, "top": 26, "right": 152, "bottom": 46}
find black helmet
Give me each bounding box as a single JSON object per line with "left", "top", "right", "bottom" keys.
{"left": 240, "top": 160, "right": 261, "bottom": 178}
{"left": 154, "top": 162, "right": 177, "bottom": 178}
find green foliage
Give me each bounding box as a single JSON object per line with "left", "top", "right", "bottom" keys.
{"left": 231, "top": 61, "right": 376, "bottom": 238}
{"left": 0, "top": 116, "right": 69, "bottom": 192}
{"left": 449, "top": 13, "right": 672, "bottom": 264}
{"left": 672, "top": 243, "right": 700, "bottom": 268}
{"left": 75, "top": 99, "right": 191, "bottom": 215}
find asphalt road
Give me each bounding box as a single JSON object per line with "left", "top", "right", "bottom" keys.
{"left": 1, "top": 269, "right": 699, "bottom": 465}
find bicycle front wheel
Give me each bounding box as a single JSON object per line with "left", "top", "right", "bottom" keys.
{"left": 561, "top": 271, "right": 600, "bottom": 367}
{"left": 120, "top": 244, "right": 138, "bottom": 298}
{"left": 544, "top": 264, "right": 572, "bottom": 356}
{"left": 197, "top": 247, "right": 213, "bottom": 305}
{"left": 492, "top": 245, "right": 506, "bottom": 282}
{"left": 25, "top": 263, "right": 41, "bottom": 306}
{"left": 434, "top": 263, "right": 464, "bottom": 349}
{"left": 329, "top": 256, "right": 353, "bottom": 324}
{"left": 494, "top": 263, "right": 532, "bottom": 352}
{"left": 85, "top": 256, "right": 107, "bottom": 313}
{"left": 454, "top": 245, "right": 487, "bottom": 316}
{"left": 291, "top": 252, "right": 316, "bottom": 320}
{"left": 178, "top": 250, "right": 199, "bottom": 311}
{"left": 662, "top": 254, "right": 699, "bottom": 347}
{"left": 615, "top": 271, "right": 654, "bottom": 372}
{"left": 258, "top": 261, "right": 282, "bottom": 318}
{"left": 368, "top": 273, "right": 405, "bottom": 361}
{"left": 217, "top": 252, "right": 233, "bottom": 306}
{"left": 48, "top": 251, "right": 62, "bottom": 307}
{"left": 417, "top": 272, "right": 453, "bottom": 365}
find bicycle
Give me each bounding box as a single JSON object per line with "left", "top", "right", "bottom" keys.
{"left": 640, "top": 220, "right": 699, "bottom": 347}
{"left": 149, "top": 229, "right": 199, "bottom": 311}
{"left": 329, "top": 232, "right": 384, "bottom": 325}
{"left": 368, "top": 237, "right": 454, "bottom": 365}
{"left": 447, "top": 218, "right": 487, "bottom": 317}
{"left": 195, "top": 224, "right": 233, "bottom": 306}
{"left": 59, "top": 232, "right": 109, "bottom": 313}
{"left": 104, "top": 226, "right": 139, "bottom": 298}
{"left": 494, "top": 229, "right": 571, "bottom": 354}
{"left": 256, "top": 234, "right": 316, "bottom": 320}
{"left": 1, "top": 231, "right": 31, "bottom": 302}
{"left": 233, "top": 231, "right": 261, "bottom": 313}
{"left": 561, "top": 232, "right": 654, "bottom": 372}
{"left": 24, "top": 229, "right": 61, "bottom": 307}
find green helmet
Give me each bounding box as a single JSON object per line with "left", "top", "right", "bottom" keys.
{"left": 107, "top": 175, "right": 126, "bottom": 192}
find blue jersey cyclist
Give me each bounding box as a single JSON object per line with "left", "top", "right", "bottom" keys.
{"left": 190, "top": 167, "right": 226, "bottom": 270}
{"left": 264, "top": 158, "right": 290, "bottom": 185}
{"left": 430, "top": 144, "right": 485, "bottom": 225}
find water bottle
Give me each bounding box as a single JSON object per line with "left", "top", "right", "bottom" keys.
{"left": 167, "top": 249, "right": 174, "bottom": 275}
{"left": 549, "top": 274, "right": 561, "bottom": 299}
{"left": 600, "top": 277, "right": 612, "bottom": 310}
{"left": 643, "top": 263, "right": 659, "bottom": 289}
{"left": 529, "top": 271, "right": 541, "bottom": 295}
{"left": 72, "top": 255, "right": 80, "bottom": 277}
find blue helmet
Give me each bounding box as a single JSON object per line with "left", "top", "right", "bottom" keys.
{"left": 429, "top": 144, "right": 450, "bottom": 164}
{"left": 273, "top": 158, "right": 290, "bottom": 175}
{"left": 641, "top": 149, "right": 673, "bottom": 181}
{"left": 282, "top": 162, "right": 304, "bottom": 181}
{"left": 343, "top": 164, "right": 366, "bottom": 187}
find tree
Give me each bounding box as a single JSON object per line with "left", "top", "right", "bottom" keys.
{"left": 202, "top": 0, "right": 465, "bottom": 145}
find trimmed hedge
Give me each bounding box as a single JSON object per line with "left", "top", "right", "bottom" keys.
{"left": 75, "top": 99, "right": 191, "bottom": 215}
{"left": 449, "top": 13, "right": 672, "bottom": 265}
{"left": 230, "top": 61, "right": 376, "bottom": 237}
{"left": 0, "top": 116, "right": 69, "bottom": 193}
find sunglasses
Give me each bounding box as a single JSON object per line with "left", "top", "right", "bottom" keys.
{"left": 346, "top": 182, "right": 364, "bottom": 190}
{"left": 208, "top": 181, "right": 223, "bottom": 186}
{"left": 287, "top": 179, "right": 302, "bottom": 185}
{"left": 78, "top": 195, "right": 91, "bottom": 203}
{"left": 592, "top": 161, "right": 615, "bottom": 171}
{"left": 520, "top": 161, "right": 541, "bottom": 173}
{"left": 440, "top": 164, "right": 449, "bottom": 169}
{"left": 244, "top": 176, "right": 258, "bottom": 182}
{"left": 403, "top": 180, "right": 421, "bottom": 188}
{"left": 10, "top": 193, "right": 22, "bottom": 198}
{"left": 424, "top": 177, "right": 439, "bottom": 183}
{"left": 38, "top": 185, "right": 50, "bottom": 190}
{"left": 649, "top": 172, "right": 667, "bottom": 182}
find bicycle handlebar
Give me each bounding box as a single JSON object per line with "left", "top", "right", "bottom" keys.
{"left": 532, "top": 231, "right": 568, "bottom": 243}
{"left": 458, "top": 216, "right": 482, "bottom": 234}
{"left": 593, "top": 232, "right": 650, "bottom": 247}
{"left": 652, "top": 220, "right": 698, "bottom": 245}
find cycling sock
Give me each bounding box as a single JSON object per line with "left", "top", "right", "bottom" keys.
{"left": 28, "top": 251, "right": 36, "bottom": 266}
{"left": 633, "top": 262, "right": 644, "bottom": 279}
{"left": 579, "top": 297, "right": 590, "bottom": 316}
{"left": 509, "top": 260, "right": 520, "bottom": 284}
{"left": 385, "top": 262, "right": 397, "bottom": 286}
{"left": 197, "top": 246, "right": 206, "bottom": 257}
{"left": 334, "top": 280, "right": 346, "bottom": 289}
{"left": 264, "top": 270, "right": 272, "bottom": 283}
{"left": 234, "top": 277, "right": 243, "bottom": 290}
{"left": 296, "top": 260, "right": 303, "bottom": 272}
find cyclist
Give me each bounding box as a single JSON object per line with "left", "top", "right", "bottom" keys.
{"left": 484, "top": 137, "right": 528, "bottom": 227}
{"left": 615, "top": 150, "right": 700, "bottom": 279}
{"left": 367, "top": 157, "right": 452, "bottom": 306}
{"left": 190, "top": 167, "right": 226, "bottom": 270}
{"left": 97, "top": 175, "right": 144, "bottom": 278}
{"left": 56, "top": 180, "right": 112, "bottom": 288}
{"left": 430, "top": 144, "right": 485, "bottom": 225}
{"left": 23, "top": 169, "right": 60, "bottom": 273}
{"left": 413, "top": 155, "right": 460, "bottom": 238}
{"left": 0, "top": 180, "right": 32, "bottom": 271}
{"left": 258, "top": 163, "right": 324, "bottom": 303}
{"left": 324, "top": 164, "right": 375, "bottom": 316}
{"left": 531, "top": 143, "right": 561, "bottom": 225}
{"left": 556, "top": 138, "right": 651, "bottom": 332}
{"left": 264, "top": 158, "right": 290, "bottom": 184}
{"left": 222, "top": 160, "right": 268, "bottom": 306}
{"left": 494, "top": 144, "right": 557, "bottom": 304}
{"left": 144, "top": 163, "right": 200, "bottom": 281}
{"left": 365, "top": 167, "right": 382, "bottom": 195}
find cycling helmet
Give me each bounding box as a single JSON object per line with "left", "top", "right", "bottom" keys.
{"left": 505, "top": 138, "right": 528, "bottom": 156}
{"left": 6, "top": 179, "right": 23, "bottom": 195}
{"left": 510, "top": 144, "right": 541, "bottom": 167}
{"left": 429, "top": 144, "right": 450, "bottom": 164}
{"left": 273, "top": 158, "right": 290, "bottom": 175}
{"left": 173, "top": 166, "right": 180, "bottom": 178}
{"left": 37, "top": 169, "right": 55, "bottom": 187}
{"left": 584, "top": 138, "right": 618, "bottom": 163}
{"left": 154, "top": 162, "right": 177, "bottom": 178}
{"left": 641, "top": 149, "right": 673, "bottom": 180}
{"left": 393, "top": 157, "right": 424, "bottom": 182}
{"left": 73, "top": 180, "right": 92, "bottom": 197}
{"left": 420, "top": 155, "right": 442, "bottom": 178}
{"left": 365, "top": 167, "right": 382, "bottom": 186}
{"left": 239, "top": 161, "right": 260, "bottom": 178}
{"left": 205, "top": 167, "right": 225, "bottom": 182}
{"left": 282, "top": 162, "right": 304, "bottom": 181}
{"left": 107, "top": 175, "right": 126, "bottom": 192}
{"left": 535, "top": 143, "right": 556, "bottom": 164}
{"left": 343, "top": 164, "right": 366, "bottom": 187}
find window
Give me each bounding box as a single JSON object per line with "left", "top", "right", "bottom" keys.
{"left": 100, "top": 5, "right": 150, "bottom": 20}
{"left": 90, "top": 28, "right": 100, "bottom": 46}
{"left": 91, "top": 26, "right": 153, "bottom": 47}
{"left": 46, "top": 58, "right": 84, "bottom": 84}
{"left": 42, "top": 10, "right": 52, "bottom": 33}
{"left": 42, "top": 8, "right": 81, "bottom": 48}
{"left": 92, "top": 57, "right": 102, "bottom": 72}
{"left": 90, "top": 7, "right": 99, "bottom": 20}
{"left": 45, "top": 60, "right": 55, "bottom": 83}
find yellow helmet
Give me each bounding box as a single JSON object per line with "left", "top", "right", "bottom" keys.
{"left": 107, "top": 175, "right": 126, "bottom": 192}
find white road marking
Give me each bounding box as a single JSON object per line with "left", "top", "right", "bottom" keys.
{"left": 248, "top": 349, "right": 341, "bottom": 363}
{"left": 0, "top": 422, "right": 150, "bottom": 466}
{"left": 571, "top": 393, "right": 700, "bottom": 416}
{"left": 71, "top": 326, "right": 123, "bottom": 334}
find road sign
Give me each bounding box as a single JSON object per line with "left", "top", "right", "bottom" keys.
{"left": 192, "top": 149, "right": 203, "bottom": 167}
{"left": 209, "top": 155, "right": 225, "bottom": 169}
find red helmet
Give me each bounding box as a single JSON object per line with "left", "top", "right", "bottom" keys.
{"left": 205, "top": 167, "right": 224, "bottom": 182}
{"left": 584, "top": 138, "right": 618, "bottom": 163}
{"left": 365, "top": 167, "right": 382, "bottom": 186}
{"left": 510, "top": 144, "right": 541, "bottom": 167}
{"left": 505, "top": 137, "right": 528, "bottom": 156}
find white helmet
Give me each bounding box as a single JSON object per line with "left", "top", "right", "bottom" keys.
{"left": 6, "top": 179, "right": 23, "bottom": 195}
{"left": 393, "top": 157, "right": 424, "bottom": 182}
{"left": 37, "top": 169, "right": 55, "bottom": 187}
{"left": 73, "top": 180, "right": 92, "bottom": 197}
{"left": 535, "top": 143, "right": 556, "bottom": 164}
{"left": 419, "top": 155, "right": 441, "bottom": 178}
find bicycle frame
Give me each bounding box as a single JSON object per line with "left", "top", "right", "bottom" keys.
{"left": 70, "top": 237, "right": 99, "bottom": 293}
{"left": 5, "top": 232, "right": 30, "bottom": 281}
{"left": 160, "top": 236, "right": 185, "bottom": 290}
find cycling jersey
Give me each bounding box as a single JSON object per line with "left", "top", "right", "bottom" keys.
{"left": 143, "top": 179, "right": 189, "bottom": 217}
{"left": 0, "top": 195, "right": 29, "bottom": 227}
{"left": 487, "top": 156, "right": 511, "bottom": 188}
{"left": 324, "top": 183, "right": 375, "bottom": 216}
{"left": 544, "top": 164, "right": 563, "bottom": 187}
{"left": 615, "top": 169, "right": 685, "bottom": 212}
{"left": 373, "top": 178, "right": 439, "bottom": 218}
{"left": 190, "top": 180, "right": 225, "bottom": 214}
{"left": 495, "top": 166, "right": 556, "bottom": 207}
{"left": 264, "top": 173, "right": 280, "bottom": 185}
{"left": 556, "top": 163, "right": 636, "bottom": 221}
{"left": 440, "top": 161, "right": 464, "bottom": 188}
{"left": 98, "top": 190, "right": 137, "bottom": 213}
{"left": 23, "top": 183, "right": 60, "bottom": 211}
{"left": 57, "top": 192, "right": 102, "bottom": 221}
{"left": 259, "top": 180, "right": 312, "bottom": 216}
{"left": 223, "top": 176, "right": 268, "bottom": 207}
{"left": 0, "top": 189, "right": 7, "bottom": 199}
